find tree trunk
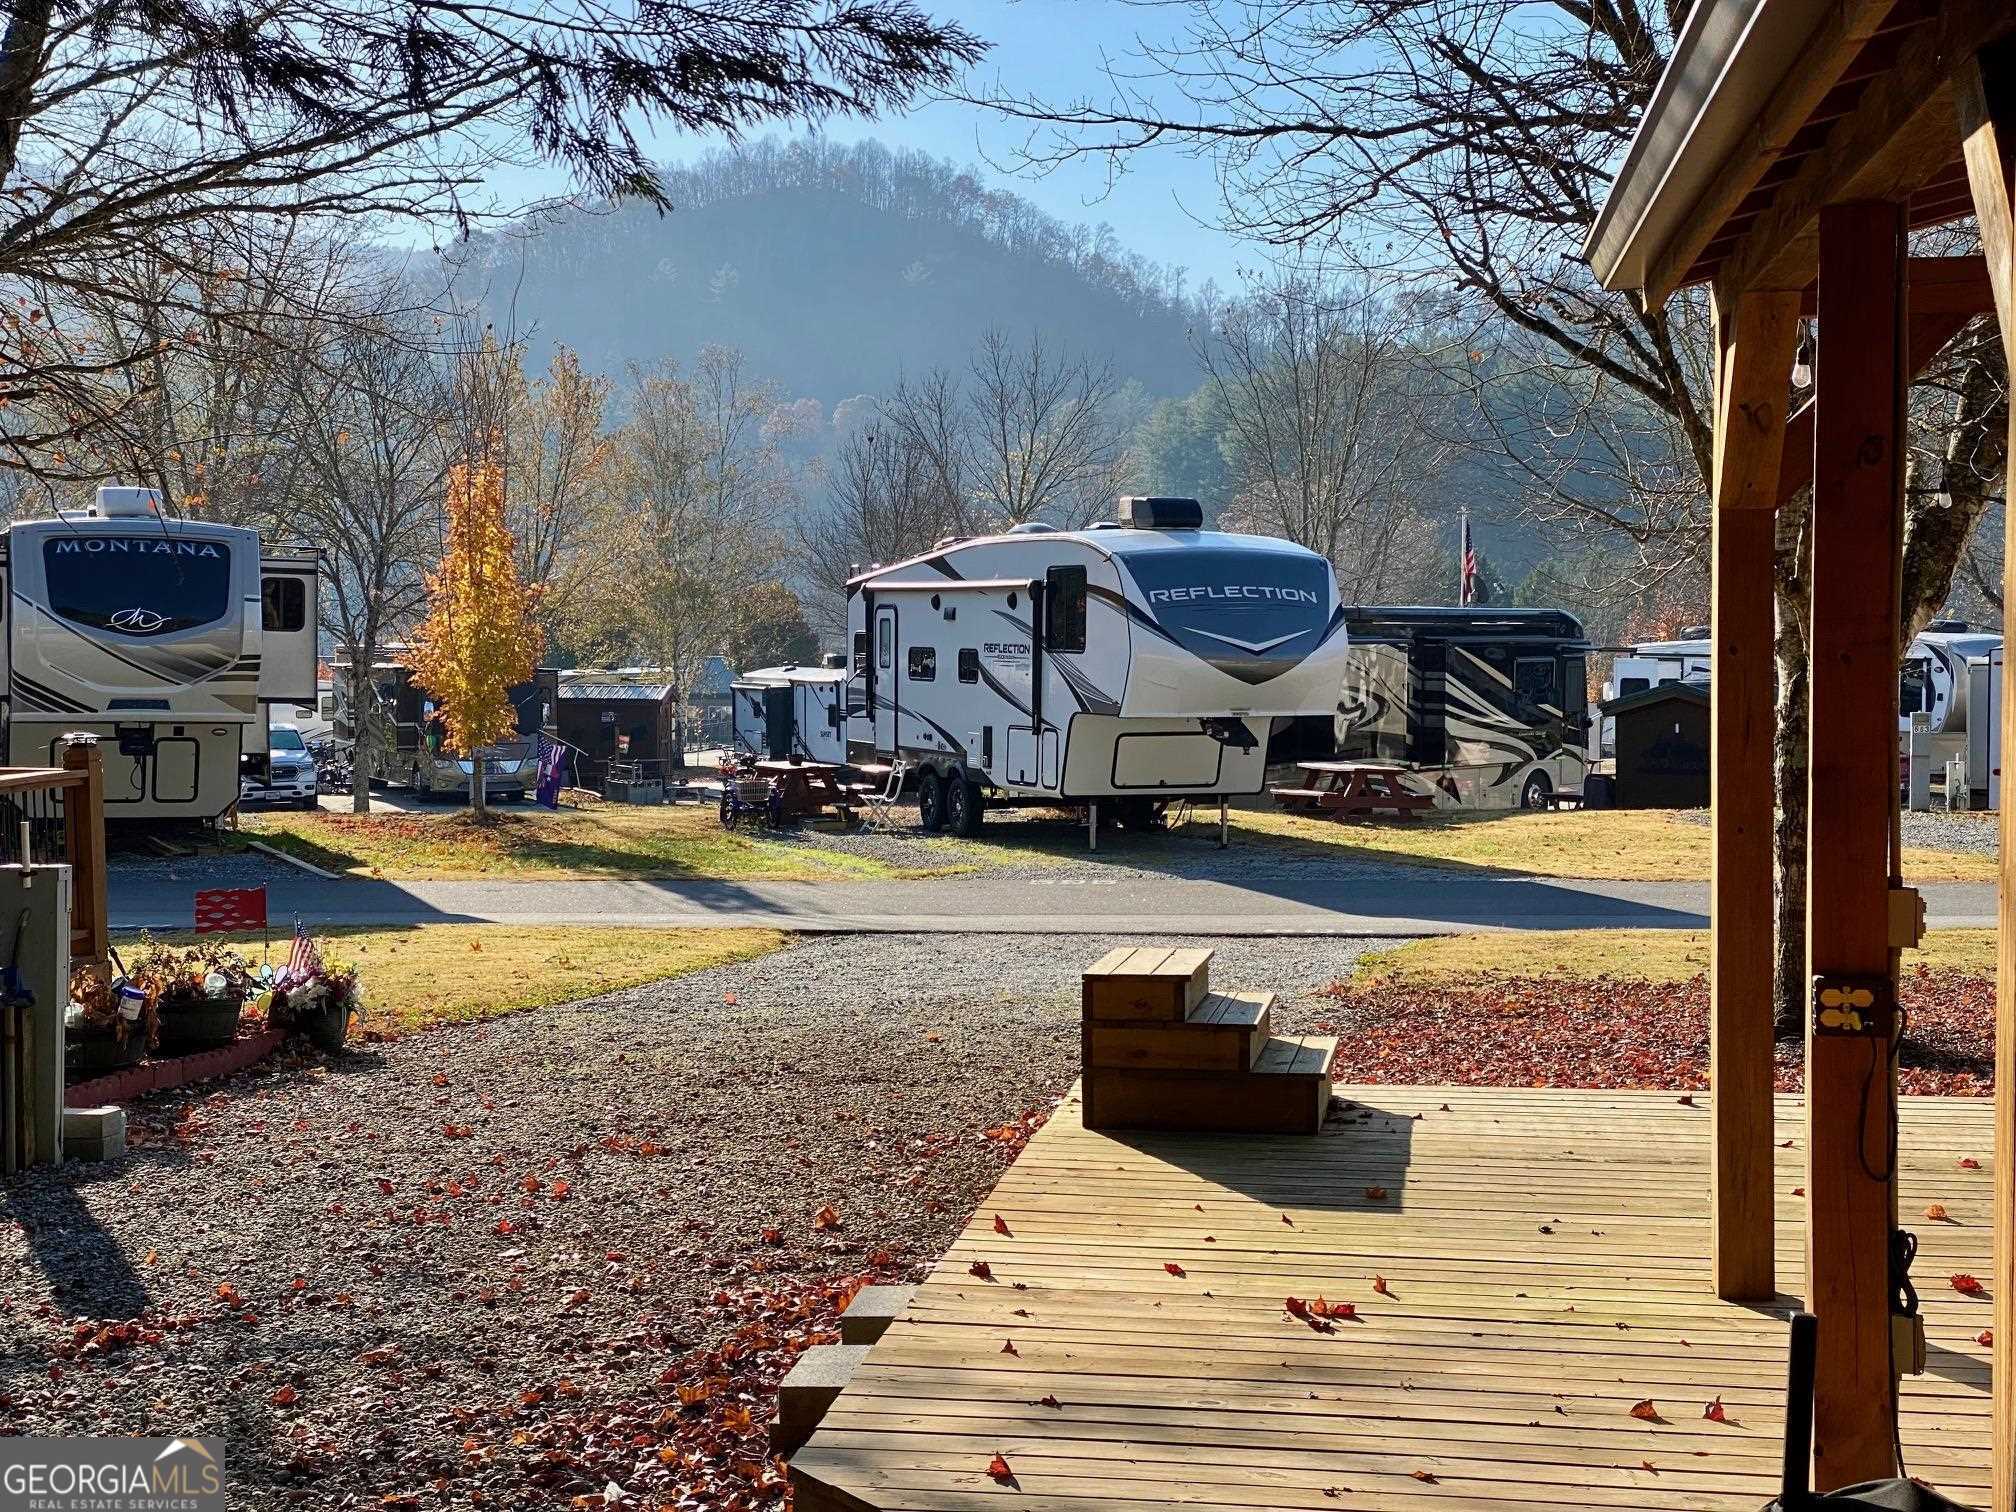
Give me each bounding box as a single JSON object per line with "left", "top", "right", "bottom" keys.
{"left": 470, "top": 752, "right": 488, "bottom": 819}
{"left": 349, "top": 656, "right": 373, "bottom": 814}
{"left": 1771, "top": 489, "right": 1813, "bottom": 1042}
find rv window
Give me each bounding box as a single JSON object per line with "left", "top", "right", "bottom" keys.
{"left": 852, "top": 631, "right": 868, "bottom": 675}
{"left": 1620, "top": 676, "right": 1650, "bottom": 696}
{"left": 877, "top": 617, "right": 892, "bottom": 670}
{"left": 1514, "top": 657, "right": 1558, "bottom": 710}
{"left": 958, "top": 648, "right": 979, "bottom": 683}
{"left": 262, "top": 576, "right": 307, "bottom": 632}
{"left": 43, "top": 536, "right": 232, "bottom": 635}
{"left": 1562, "top": 656, "right": 1587, "bottom": 721}
{"left": 1900, "top": 658, "right": 1932, "bottom": 715}
{"left": 908, "top": 646, "right": 936, "bottom": 681}
{"left": 1045, "top": 566, "right": 1087, "bottom": 653}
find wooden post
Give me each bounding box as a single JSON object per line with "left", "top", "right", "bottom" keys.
{"left": 1956, "top": 37, "right": 2016, "bottom": 1511}
{"left": 1708, "top": 283, "right": 1799, "bottom": 1302}
{"left": 60, "top": 736, "right": 107, "bottom": 964}
{"left": 1805, "top": 199, "right": 1905, "bottom": 1492}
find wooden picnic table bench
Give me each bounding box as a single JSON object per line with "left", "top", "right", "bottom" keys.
{"left": 1271, "top": 760, "right": 1436, "bottom": 821}
{"left": 753, "top": 759, "right": 861, "bottom": 823}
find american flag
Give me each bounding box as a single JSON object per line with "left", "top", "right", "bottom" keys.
{"left": 286, "top": 922, "right": 322, "bottom": 981}
{"left": 1459, "top": 513, "right": 1482, "bottom": 607}
{"left": 535, "top": 733, "right": 569, "bottom": 809}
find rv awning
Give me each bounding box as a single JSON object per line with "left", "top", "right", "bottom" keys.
{"left": 560, "top": 682, "right": 673, "bottom": 702}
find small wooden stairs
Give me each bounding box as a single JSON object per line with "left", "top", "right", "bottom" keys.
{"left": 1081, "top": 946, "right": 1338, "bottom": 1135}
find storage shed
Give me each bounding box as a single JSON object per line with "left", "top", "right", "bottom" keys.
{"left": 556, "top": 673, "right": 680, "bottom": 791}
{"left": 1599, "top": 680, "right": 1709, "bottom": 809}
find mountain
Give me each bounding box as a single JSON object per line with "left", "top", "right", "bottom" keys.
{"left": 450, "top": 139, "right": 1203, "bottom": 406}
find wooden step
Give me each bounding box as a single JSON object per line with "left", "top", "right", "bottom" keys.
{"left": 1086, "top": 990, "right": 1273, "bottom": 1072}
{"left": 1082, "top": 945, "right": 1212, "bottom": 1022}
{"left": 1085, "top": 1034, "right": 1339, "bottom": 1137}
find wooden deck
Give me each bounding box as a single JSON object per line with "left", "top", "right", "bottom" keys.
{"left": 792, "top": 1085, "right": 1995, "bottom": 1511}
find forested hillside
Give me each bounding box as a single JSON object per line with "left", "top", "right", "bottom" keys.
{"left": 449, "top": 139, "right": 1201, "bottom": 404}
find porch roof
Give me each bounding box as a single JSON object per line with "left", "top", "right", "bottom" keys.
{"left": 1584, "top": 0, "right": 2010, "bottom": 303}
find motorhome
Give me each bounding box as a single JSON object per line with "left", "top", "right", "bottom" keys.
{"left": 731, "top": 663, "right": 848, "bottom": 764}
{"left": 1336, "top": 606, "right": 1593, "bottom": 810}
{"left": 0, "top": 486, "right": 319, "bottom": 821}
{"left": 844, "top": 497, "right": 1349, "bottom": 835}
{"left": 330, "top": 650, "right": 557, "bottom": 802}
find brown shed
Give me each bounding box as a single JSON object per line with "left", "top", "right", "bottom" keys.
{"left": 1600, "top": 681, "right": 1708, "bottom": 809}
{"left": 555, "top": 675, "right": 680, "bottom": 791}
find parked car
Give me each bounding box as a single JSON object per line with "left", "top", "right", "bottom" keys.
{"left": 240, "top": 722, "right": 319, "bottom": 809}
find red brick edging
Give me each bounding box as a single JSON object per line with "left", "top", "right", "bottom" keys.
{"left": 65, "top": 1028, "right": 287, "bottom": 1108}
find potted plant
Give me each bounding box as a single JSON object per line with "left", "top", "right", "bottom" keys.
{"left": 65, "top": 961, "right": 157, "bottom": 1076}
{"left": 131, "top": 940, "right": 255, "bottom": 1052}
{"left": 268, "top": 946, "right": 361, "bottom": 1052}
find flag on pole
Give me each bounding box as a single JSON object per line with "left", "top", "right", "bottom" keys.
{"left": 1459, "top": 514, "right": 1479, "bottom": 606}
{"left": 535, "top": 734, "right": 570, "bottom": 810}
{"left": 195, "top": 886, "right": 267, "bottom": 933}
{"left": 286, "top": 921, "right": 323, "bottom": 980}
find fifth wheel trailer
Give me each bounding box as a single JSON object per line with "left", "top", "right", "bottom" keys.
{"left": 0, "top": 486, "right": 319, "bottom": 820}
{"left": 844, "top": 496, "right": 1350, "bottom": 836}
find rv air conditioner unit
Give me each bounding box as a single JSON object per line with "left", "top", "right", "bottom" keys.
{"left": 91, "top": 486, "right": 164, "bottom": 519}
{"left": 1118, "top": 495, "right": 1203, "bottom": 530}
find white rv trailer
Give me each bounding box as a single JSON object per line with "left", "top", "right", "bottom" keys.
{"left": 730, "top": 664, "right": 847, "bottom": 764}
{"left": 0, "top": 487, "right": 319, "bottom": 820}
{"left": 844, "top": 497, "right": 1349, "bottom": 835}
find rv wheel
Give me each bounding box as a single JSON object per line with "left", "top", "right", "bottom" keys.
{"left": 945, "top": 775, "right": 985, "bottom": 837}
{"left": 1519, "top": 771, "right": 1552, "bottom": 811}
{"left": 917, "top": 769, "right": 947, "bottom": 832}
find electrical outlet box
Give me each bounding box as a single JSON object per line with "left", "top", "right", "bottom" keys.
{"left": 1892, "top": 1312, "right": 1927, "bottom": 1376}
{"left": 1811, "top": 973, "right": 1894, "bottom": 1038}
{"left": 1888, "top": 887, "right": 1926, "bottom": 950}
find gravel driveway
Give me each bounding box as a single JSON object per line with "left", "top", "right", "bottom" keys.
{"left": 0, "top": 933, "right": 1383, "bottom": 1508}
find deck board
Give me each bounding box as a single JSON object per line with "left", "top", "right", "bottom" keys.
{"left": 791, "top": 1084, "right": 1996, "bottom": 1511}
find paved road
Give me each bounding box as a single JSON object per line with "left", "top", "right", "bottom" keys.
{"left": 107, "top": 869, "right": 2000, "bottom": 936}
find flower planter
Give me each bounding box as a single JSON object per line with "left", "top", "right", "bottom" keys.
{"left": 156, "top": 999, "right": 245, "bottom": 1052}
{"left": 66, "top": 1032, "right": 147, "bottom": 1078}
{"left": 301, "top": 1001, "right": 353, "bottom": 1053}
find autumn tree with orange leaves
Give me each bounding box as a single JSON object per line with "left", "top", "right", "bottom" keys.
{"left": 410, "top": 458, "right": 541, "bottom": 817}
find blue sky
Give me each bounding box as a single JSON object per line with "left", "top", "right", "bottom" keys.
{"left": 487, "top": 0, "right": 1261, "bottom": 290}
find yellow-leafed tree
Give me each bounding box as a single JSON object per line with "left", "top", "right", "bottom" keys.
{"left": 410, "top": 459, "right": 541, "bottom": 817}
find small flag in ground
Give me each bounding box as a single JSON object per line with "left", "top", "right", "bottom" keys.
{"left": 195, "top": 886, "right": 267, "bottom": 933}
{"left": 287, "top": 922, "right": 323, "bottom": 980}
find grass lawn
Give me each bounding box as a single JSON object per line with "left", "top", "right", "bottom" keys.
{"left": 1354, "top": 925, "right": 1997, "bottom": 983}
{"left": 1220, "top": 805, "right": 1997, "bottom": 882}
{"left": 237, "top": 804, "right": 978, "bottom": 883}
{"left": 147, "top": 923, "right": 788, "bottom": 1036}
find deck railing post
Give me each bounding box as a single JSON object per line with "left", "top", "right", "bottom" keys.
{"left": 1957, "top": 38, "right": 2016, "bottom": 1511}
{"left": 1708, "top": 283, "right": 1799, "bottom": 1304}
{"left": 60, "top": 735, "right": 107, "bottom": 964}
{"left": 1804, "top": 199, "right": 1905, "bottom": 1492}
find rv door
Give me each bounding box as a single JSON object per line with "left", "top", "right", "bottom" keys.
{"left": 258, "top": 550, "right": 319, "bottom": 703}
{"left": 874, "top": 604, "right": 898, "bottom": 754}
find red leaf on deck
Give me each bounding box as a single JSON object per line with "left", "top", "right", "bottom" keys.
{"left": 1960, "top": 1158, "right": 1982, "bottom": 1169}
{"left": 1703, "top": 1398, "right": 1727, "bottom": 1423}
{"left": 1372, "top": 1275, "right": 1389, "bottom": 1296}
{"left": 987, "top": 1453, "right": 1013, "bottom": 1481}
{"left": 1924, "top": 1204, "right": 1949, "bottom": 1222}
{"left": 968, "top": 1261, "right": 994, "bottom": 1281}
{"left": 1411, "top": 1470, "right": 1437, "bottom": 1483}
{"left": 1000, "top": 1339, "right": 1017, "bottom": 1355}
{"left": 1791, "top": 1188, "right": 1804, "bottom": 1198}
{"left": 1629, "top": 1400, "right": 1661, "bottom": 1422}
{"left": 993, "top": 1214, "right": 1011, "bottom": 1236}
{"left": 1953, "top": 1274, "right": 1987, "bottom": 1297}
{"left": 1284, "top": 1296, "right": 1310, "bottom": 1319}
{"left": 1036, "top": 1394, "right": 1061, "bottom": 1409}
{"left": 1677, "top": 1095, "right": 1694, "bottom": 1106}
{"left": 1164, "top": 1262, "right": 1186, "bottom": 1277}
{"left": 1978, "top": 1330, "right": 1995, "bottom": 1348}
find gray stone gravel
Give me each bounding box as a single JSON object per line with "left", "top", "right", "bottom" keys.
{"left": 1673, "top": 805, "right": 2000, "bottom": 857}
{"left": 0, "top": 931, "right": 1384, "bottom": 1508}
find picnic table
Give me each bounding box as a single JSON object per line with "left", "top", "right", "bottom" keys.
{"left": 1271, "top": 760, "right": 1437, "bottom": 820}
{"left": 753, "top": 760, "right": 861, "bottom": 824}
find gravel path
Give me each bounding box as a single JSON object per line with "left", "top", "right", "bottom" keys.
{"left": 0, "top": 933, "right": 1384, "bottom": 1508}
{"left": 1673, "top": 806, "right": 2000, "bottom": 857}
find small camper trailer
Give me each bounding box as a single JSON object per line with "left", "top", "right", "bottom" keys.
{"left": 731, "top": 664, "right": 848, "bottom": 764}
{"left": 844, "top": 498, "right": 1349, "bottom": 835}
{"left": 1336, "top": 606, "right": 1593, "bottom": 810}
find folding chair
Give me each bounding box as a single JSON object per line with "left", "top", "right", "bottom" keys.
{"left": 854, "top": 761, "right": 906, "bottom": 832}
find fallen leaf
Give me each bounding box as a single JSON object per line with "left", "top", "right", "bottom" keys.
{"left": 986, "top": 1453, "right": 1013, "bottom": 1482}
{"left": 1000, "top": 1339, "right": 1017, "bottom": 1355}
{"left": 1703, "top": 1398, "right": 1727, "bottom": 1423}
{"left": 759, "top": 1227, "right": 782, "bottom": 1245}
{"left": 1164, "top": 1262, "right": 1186, "bottom": 1278}
{"left": 1953, "top": 1274, "right": 1987, "bottom": 1297}
{"left": 969, "top": 1261, "right": 994, "bottom": 1282}
{"left": 1036, "top": 1395, "right": 1061, "bottom": 1409}
{"left": 1363, "top": 1186, "right": 1388, "bottom": 1201}
{"left": 1285, "top": 1296, "right": 1311, "bottom": 1319}
{"left": 1411, "top": 1470, "right": 1437, "bottom": 1484}
{"left": 1978, "top": 1330, "right": 1994, "bottom": 1348}
{"left": 270, "top": 1385, "right": 298, "bottom": 1407}
{"left": 1371, "top": 1275, "right": 1390, "bottom": 1296}
{"left": 1629, "top": 1400, "right": 1661, "bottom": 1422}
{"left": 1961, "top": 1158, "right": 1982, "bottom": 1170}
{"left": 812, "top": 1204, "right": 841, "bottom": 1231}
{"left": 1924, "top": 1203, "right": 1950, "bottom": 1222}
{"left": 993, "top": 1214, "right": 1011, "bottom": 1236}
